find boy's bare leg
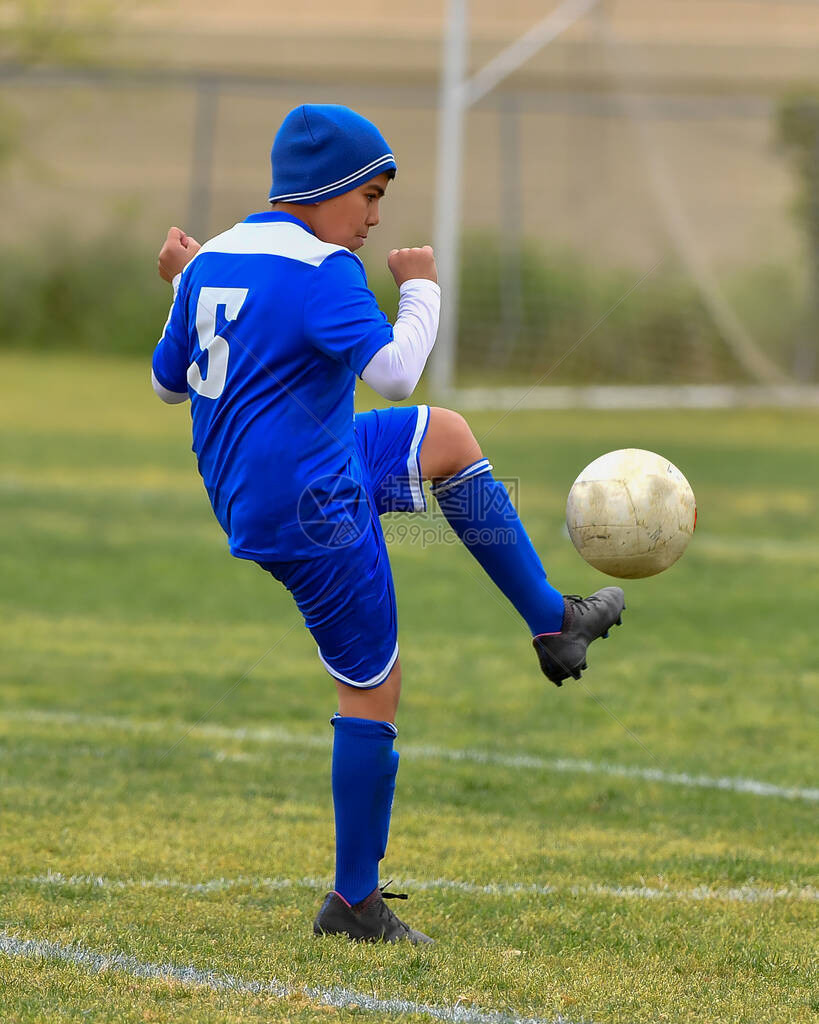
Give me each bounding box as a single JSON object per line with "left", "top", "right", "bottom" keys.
{"left": 335, "top": 659, "right": 401, "bottom": 723}
{"left": 419, "top": 407, "right": 482, "bottom": 481}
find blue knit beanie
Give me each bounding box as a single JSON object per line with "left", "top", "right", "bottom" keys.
{"left": 268, "top": 104, "right": 396, "bottom": 205}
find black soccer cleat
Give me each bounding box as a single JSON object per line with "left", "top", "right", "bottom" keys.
{"left": 533, "top": 587, "right": 626, "bottom": 687}
{"left": 313, "top": 884, "right": 434, "bottom": 945}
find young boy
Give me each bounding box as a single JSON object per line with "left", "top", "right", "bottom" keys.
{"left": 152, "top": 103, "right": 625, "bottom": 945}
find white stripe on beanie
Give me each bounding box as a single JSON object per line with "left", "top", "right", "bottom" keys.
{"left": 270, "top": 153, "right": 396, "bottom": 204}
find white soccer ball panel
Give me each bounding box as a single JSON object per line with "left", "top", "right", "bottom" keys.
{"left": 566, "top": 448, "right": 696, "bottom": 579}
{"left": 566, "top": 478, "right": 634, "bottom": 531}
{"left": 568, "top": 524, "right": 691, "bottom": 578}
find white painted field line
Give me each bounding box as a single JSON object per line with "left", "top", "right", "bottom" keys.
{"left": 406, "top": 744, "right": 819, "bottom": 802}
{"left": 6, "top": 708, "right": 818, "bottom": 803}
{"left": 396, "top": 878, "right": 819, "bottom": 904}
{"left": 2, "top": 708, "right": 326, "bottom": 750}
{"left": 0, "top": 930, "right": 568, "bottom": 1024}
{"left": 26, "top": 872, "right": 819, "bottom": 905}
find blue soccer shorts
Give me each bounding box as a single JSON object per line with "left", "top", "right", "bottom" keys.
{"left": 258, "top": 404, "right": 430, "bottom": 689}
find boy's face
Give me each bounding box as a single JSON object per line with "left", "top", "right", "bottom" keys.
{"left": 309, "top": 172, "right": 391, "bottom": 252}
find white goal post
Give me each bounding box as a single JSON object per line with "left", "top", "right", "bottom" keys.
{"left": 429, "top": 0, "right": 819, "bottom": 409}
{"left": 431, "top": 0, "right": 603, "bottom": 399}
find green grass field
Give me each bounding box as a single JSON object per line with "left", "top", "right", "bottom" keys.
{"left": 1, "top": 352, "right": 817, "bottom": 1024}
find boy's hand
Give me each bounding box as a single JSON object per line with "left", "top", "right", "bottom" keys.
{"left": 388, "top": 245, "right": 438, "bottom": 287}
{"left": 158, "top": 226, "right": 201, "bottom": 283}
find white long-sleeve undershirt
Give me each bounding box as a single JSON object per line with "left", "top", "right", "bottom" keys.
{"left": 152, "top": 273, "right": 188, "bottom": 403}
{"left": 361, "top": 278, "right": 441, "bottom": 401}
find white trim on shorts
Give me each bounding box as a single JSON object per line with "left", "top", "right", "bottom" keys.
{"left": 407, "top": 404, "right": 429, "bottom": 512}
{"left": 317, "top": 639, "right": 399, "bottom": 689}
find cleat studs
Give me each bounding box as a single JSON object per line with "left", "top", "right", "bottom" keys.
{"left": 602, "top": 630, "right": 609, "bottom": 639}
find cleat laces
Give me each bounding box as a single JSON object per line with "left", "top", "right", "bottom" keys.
{"left": 376, "top": 882, "right": 411, "bottom": 937}
{"left": 565, "top": 594, "right": 599, "bottom": 615}
{"left": 379, "top": 881, "right": 408, "bottom": 901}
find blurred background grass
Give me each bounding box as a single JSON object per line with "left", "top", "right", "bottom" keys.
{"left": 2, "top": 0, "right": 819, "bottom": 384}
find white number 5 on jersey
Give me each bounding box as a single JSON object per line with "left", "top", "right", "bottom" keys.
{"left": 188, "top": 287, "right": 248, "bottom": 399}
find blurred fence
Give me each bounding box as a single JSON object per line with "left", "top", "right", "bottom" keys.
{"left": 1, "top": 60, "right": 815, "bottom": 389}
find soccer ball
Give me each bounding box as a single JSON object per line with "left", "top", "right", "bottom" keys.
{"left": 566, "top": 448, "right": 696, "bottom": 579}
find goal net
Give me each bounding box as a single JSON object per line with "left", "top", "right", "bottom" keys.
{"left": 433, "top": 0, "right": 819, "bottom": 408}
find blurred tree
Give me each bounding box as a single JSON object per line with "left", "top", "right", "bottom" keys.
{"left": 0, "top": 0, "right": 120, "bottom": 172}
{"left": 0, "top": 0, "right": 118, "bottom": 64}
{"left": 778, "top": 92, "right": 819, "bottom": 380}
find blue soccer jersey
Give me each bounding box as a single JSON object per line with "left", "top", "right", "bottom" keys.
{"left": 152, "top": 212, "right": 393, "bottom": 560}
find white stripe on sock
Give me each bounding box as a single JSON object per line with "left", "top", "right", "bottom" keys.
{"left": 430, "top": 458, "right": 493, "bottom": 497}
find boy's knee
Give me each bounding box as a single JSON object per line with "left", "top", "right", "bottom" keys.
{"left": 335, "top": 658, "right": 401, "bottom": 723}
{"left": 422, "top": 407, "right": 483, "bottom": 481}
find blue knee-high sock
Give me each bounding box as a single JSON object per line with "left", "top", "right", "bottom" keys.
{"left": 331, "top": 714, "right": 399, "bottom": 907}
{"left": 432, "top": 459, "right": 565, "bottom": 635}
